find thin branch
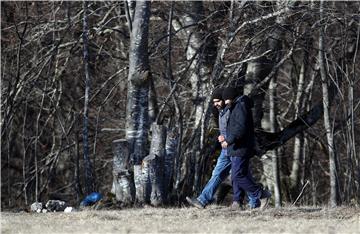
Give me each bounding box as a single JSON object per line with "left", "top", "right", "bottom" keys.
{"left": 225, "top": 50, "right": 272, "bottom": 68}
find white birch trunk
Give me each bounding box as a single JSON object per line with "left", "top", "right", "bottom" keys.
{"left": 171, "top": 2, "right": 211, "bottom": 193}
{"left": 290, "top": 60, "right": 305, "bottom": 191}
{"left": 269, "top": 76, "right": 281, "bottom": 207}
{"left": 319, "top": 0, "right": 338, "bottom": 207}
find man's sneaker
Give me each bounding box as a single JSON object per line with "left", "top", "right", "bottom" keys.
{"left": 186, "top": 197, "right": 205, "bottom": 209}
{"left": 260, "top": 189, "right": 272, "bottom": 210}
{"left": 230, "top": 201, "right": 244, "bottom": 211}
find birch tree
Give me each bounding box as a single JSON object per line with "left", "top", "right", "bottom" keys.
{"left": 125, "top": 0, "right": 152, "bottom": 202}
{"left": 171, "top": 1, "right": 213, "bottom": 193}
{"left": 319, "top": 0, "right": 338, "bottom": 207}
{"left": 1, "top": 1, "right": 359, "bottom": 209}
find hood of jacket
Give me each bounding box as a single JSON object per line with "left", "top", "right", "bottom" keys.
{"left": 233, "top": 95, "right": 254, "bottom": 109}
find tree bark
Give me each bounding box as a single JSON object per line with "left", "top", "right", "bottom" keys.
{"left": 111, "top": 139, "right": 135, "bottom": 205}
{"left": 125, "top": 0, "right": 151, "bottom": 202}
{"left": 148, "top": 78, "right": 159, "bottom": 125}
{"left": 149, "top": 124, "right": 167, "bottom": 158}
{"left": 136, "top": 124, "right": 166, "bottom": 205}
{"left": 164, "top": 128, "right": 179, "bottom": 201}
{"left": 148, "top": 124, "right": 166, "bottom": 206}
{"left": 290, "top": 57, "right": 306, "bottom": 194}
{"left": 269, "top": 76, "right": 282, "bottom": 207}
{"left": 82, "top": 0, "right": 94, "bottom": 194}
{"left": 319, "top": 0, "right": 338, "bottom": 207}
{"left": 141, "top": 154, "right": 163, "bottom": 206}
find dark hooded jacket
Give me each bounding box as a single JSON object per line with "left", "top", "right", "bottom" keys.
{"left": 225, "top": 95, "right": 255, "bottom": 157}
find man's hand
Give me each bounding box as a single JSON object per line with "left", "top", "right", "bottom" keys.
{"left": 221, "top": 141, "right": 228, "bottom": 148}
{"left": 218, "top": 135, "right": 225, "bottom": 143}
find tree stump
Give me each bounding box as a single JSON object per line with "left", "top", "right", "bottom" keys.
{"left": 135, "top": 124, "right": 166, "bottom": 206}
{"left": 134, "top": 164, "right": 150, "bottom": 204}
{"left": 133, "top": 124, "right": 167, "bottom": 205}
{"left": 111, "top": 139, "right": 135, "bottom": 205}
{"left": 143, "top": 154, "right": 164, "bottom": 206}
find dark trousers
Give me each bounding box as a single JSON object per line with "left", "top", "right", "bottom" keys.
{"left": 230, "top": 156, "right": 261, "bottom": 202}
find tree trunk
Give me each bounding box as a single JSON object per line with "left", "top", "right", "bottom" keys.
{"left": 74, "top": 127, "right": 82, "bottom": 202}
{"left": 290, "top": 58, "right": 306, "bottom": 194}
{"left": 141, "top": 154, "right": 163, "bottom": 206}
{"left": 125, "top": 0, "right": 151, "bottom": 202}
{"left": 172, "top": 96, "right": 183, "bottom": 193}
{"left": 82, "top": 0, "right": 94, "bottom": 194}
{"left": 319, "top": 0, "right": 338, "bottom": 207}
{"left": 149, "top": 124, "right": 166, "bottom": 206}
{"left": 172, "top": 1, "right": 213, "bottom": 194}
{"left": 269, "top": 76, "right": 282, "bottom": 207}
{"left": 135, "top": 124, "right": 167, "bottom": 206}
{"left": 347, "top": 83, "right": 359, "bottom": 203}
{"left": 164, "top": 128, "right": 178, "bottom": 201}
{"left": 149, "top": 124, "right": 166, "bottom": 158}
{"left": 111, "top": 139, "right": 135, "bottom": 205}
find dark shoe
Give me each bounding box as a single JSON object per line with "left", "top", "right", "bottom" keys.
{"left": 260, "top": 189, "right": 272, "bottom": 210}
{"left": 230, "top": 201, "right": 244, "bottom": 211}
{"left": 186, "top": 197, "right": 205, "bottom": 209}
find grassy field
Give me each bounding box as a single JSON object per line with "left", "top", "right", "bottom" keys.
{"left": 1, "top": 206, "right": 359, "bottom": 233}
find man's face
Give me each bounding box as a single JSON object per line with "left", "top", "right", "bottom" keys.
{"left": 225, "top": 99, "right": 232, "bottom": 106}
{"left": 213, "top": 99, "right": 224, "bottom": 110}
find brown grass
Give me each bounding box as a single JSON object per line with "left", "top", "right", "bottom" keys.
{"left": 1, "top": 206, "right": 359, "bottom": 233}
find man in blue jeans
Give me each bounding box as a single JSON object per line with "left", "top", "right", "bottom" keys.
{"left": 186, "top": 88, "right": 263, "bottom": 209}
{"left": 220, "top": 87, "right": 271, "bottom": 210}
{"left": 186, "top": 88, "right": 239, "bottom": 209}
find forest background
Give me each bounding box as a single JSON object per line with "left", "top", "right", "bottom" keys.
{"left": 1, "top": 0, "right": 359, "bottom": 210}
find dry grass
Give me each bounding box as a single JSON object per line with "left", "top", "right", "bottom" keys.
{"left": 1, "top": 206, "right": 359, "bottom": 233}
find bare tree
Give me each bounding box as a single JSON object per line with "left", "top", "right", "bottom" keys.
{"left": 319, "top": 0, "right": 338, "bottom": 207}
{"left": 1, "top": 1, "right": 359, "bottom": 209}
{"left": 269, "top": 75, "right": 281, "bottom": 208}
{"left": 171, "top": 1, "right": 213, "bottom": 194}
{"left": 124, "top": 0, "right": 151, "bottom": 203}
{"left": 82, "top": 0, "right": 94, "bottom": 195}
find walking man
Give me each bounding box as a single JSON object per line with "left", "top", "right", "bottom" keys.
{"left": 220, "top": 87, "right": 271, "bottom": 209}
{"left": 186, "top": 88, "right": 245, "bottom": 209}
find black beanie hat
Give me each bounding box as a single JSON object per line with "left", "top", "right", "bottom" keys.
{"left": 222, "top": 87, "right": 238, "bottom": 101}
{"left": 211, "top": 87, "right": 224, "bottom": 100}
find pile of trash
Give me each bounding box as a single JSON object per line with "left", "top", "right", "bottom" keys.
{"left": 30, "top": 192, "right": 103, "bottom": 213}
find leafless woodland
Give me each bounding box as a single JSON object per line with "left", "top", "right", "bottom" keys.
{"left": 1, "top": 1, "right": 359, "bottom": 210}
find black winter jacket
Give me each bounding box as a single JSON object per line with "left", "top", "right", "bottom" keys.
{"left": 225, "top": 95, "right": 255, "bottom": 157}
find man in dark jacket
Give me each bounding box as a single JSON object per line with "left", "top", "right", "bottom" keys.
{"left": 219, "top": 87, "right": 271, "bottom": 209}
{"left": 186, "top": 87, "right": 249, "bottom": 209}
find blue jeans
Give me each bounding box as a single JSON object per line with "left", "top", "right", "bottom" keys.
{"left": 197, "top": 150, "right": 254, "bottom": 206}
{"left": 230, "top": 156, "right": 261, "bottom": 206}
{"left": 197, "top": 149, "right": 231, "bottom": 206}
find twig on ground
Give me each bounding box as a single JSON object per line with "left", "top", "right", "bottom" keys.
{"left": 292, "top": 180, "right": 310, "bottom": 207}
